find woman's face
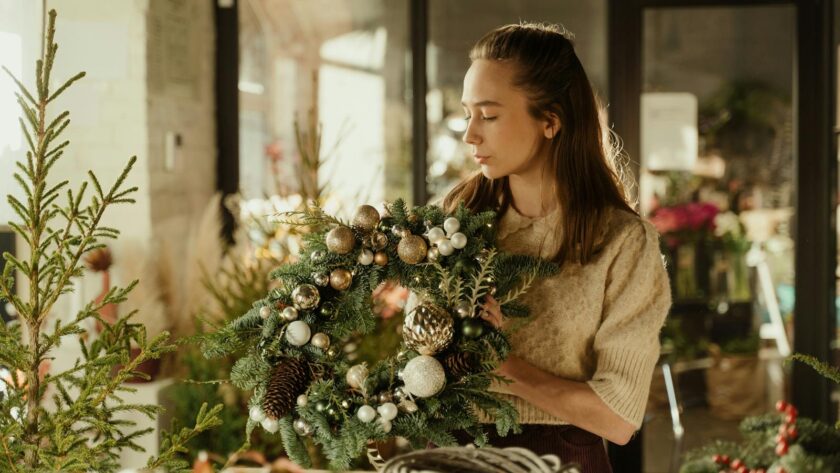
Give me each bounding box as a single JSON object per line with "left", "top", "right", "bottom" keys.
{"left": 461, "top": 59, "right": 555, "bottom": 180}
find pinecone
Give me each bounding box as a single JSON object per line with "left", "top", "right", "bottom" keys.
{"left": 84, "top": 247, "right": 112, "bottom": 272}
{"left": 443, "top": 351, "right": 476, "bottom": 379}
{"left": 262, "top": 357, "right": 310, "bottom": 419}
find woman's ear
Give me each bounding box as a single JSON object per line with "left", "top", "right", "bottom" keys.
{"left": 543, "top": 112, "right": 561, "bottom": 139}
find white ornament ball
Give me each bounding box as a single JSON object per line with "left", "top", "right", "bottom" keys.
{"left": 437, "top": 239, "right": 454, "bottom": 256}
{"left": 443, "top": 217, "right": 460, "bottom": 235}
{"left": 356, "top": 405, "right": 376, "bottom": 423}
{"left": 346, "top": 364, "right": 369, "bottom": 390}
{"left": 296, "top": 394, "right": 308, "bottom": 407}
{"left": 285, "top": 320, "right": 311, "bottom": 346}
{"left": 427, "top": 227, "right": 446, "bottom": 244}
{"left": 450, "top": 232, "right": 468, "bottom": 249}
{"left": 358, "top": 249, "right": 374, "bottom": 265}
{"left": 402, "top": 355, "right": 446, "bottom": 398}
{"left": 261, "top": 417, "right": 280, "bottom": 433}
{"left": 377, "top": 402, "right": 398, "bottom": 421}
{"left": 249, "top": 406, "right": 266, "bottom": 423}
{"left": 377, "top": 417, "right": 393, "bottom": 433}
{"left": 259, "top": 306, "right": 271, "bottom": 319}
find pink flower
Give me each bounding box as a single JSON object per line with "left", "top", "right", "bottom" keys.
{"left": 649, "top": 202, "right": 719, "bottom": 234}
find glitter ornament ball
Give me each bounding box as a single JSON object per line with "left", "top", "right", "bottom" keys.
{"left": 326, "top": 226, "right": 356, "bottom": 254}
{"left": 402, "top": 355, "right": 446, "bottom": 398}
{"left": 398, "top": 235, "right": 428, "bottom": 264}
{"left": 352, "top": 204, "right": 380, "bottom": 231}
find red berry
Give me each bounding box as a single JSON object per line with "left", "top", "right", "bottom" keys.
{"left": 778, "top": 424, "right": 788, "bottom": 435}
{"left": 737, "top": 466, "right": 749, "bottom": 473}
{"left": 785, "top": 413, "right": 797, "bottom": 424}
{"left": 785, "top": 404, "right": 798, "bottom": 417}
{"left": 775, "top": 400, "right": 789, "bottom": 412}
{"left": 775, "top": 433, "right": 785, "bottom": 444}
{"left": 787, "top": 426, "right": 798, "bottom": 440}
{"left": 778, "top": 469, "right": 787, "bottom": 473}
{"left": 721, "top": 455, "right": 731, "bottom": 464}
{"left": 730, "top": 459, "right": 744, "bottom": 469}
{"left": 712, "top": 454, "right": 723, "bottom": 464}
{"left": 776, "top": 439, "right": 789, "bottom": 456}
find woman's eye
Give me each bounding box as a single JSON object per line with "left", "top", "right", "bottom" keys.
{"left": 464, "top": 115, "right": 471, "bottom": 121}
{"left": 482, "top": 116, "right": 497, "bottom": 121}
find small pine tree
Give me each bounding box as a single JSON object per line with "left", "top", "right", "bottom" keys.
{"left": 0, "top": 10, "right": 221, "bottom": 472}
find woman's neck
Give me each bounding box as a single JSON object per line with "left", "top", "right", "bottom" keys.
{"left": 508, "top": 171, "right": 558, "bottom": 218}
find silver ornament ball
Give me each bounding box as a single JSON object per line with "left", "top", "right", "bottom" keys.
{"left": 293, "top": 418, "right": 314, "bottom": 436}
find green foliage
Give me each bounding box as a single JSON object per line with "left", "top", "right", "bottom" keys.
{"left": 203, "top": 198, "right": 559, "bottom": 470}
{"left": 0, "top": 10, "right": 220, "bottom": 471}
{"left": 680, "top": 355, "right": 840, "bottom": 472}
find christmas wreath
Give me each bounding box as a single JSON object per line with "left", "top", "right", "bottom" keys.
{"left": 202, "top": 199, "right": 557, "bottom": 470}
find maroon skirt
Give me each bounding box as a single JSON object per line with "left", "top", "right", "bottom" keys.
{"left": 453, "top": 424, "right": 613, "bottom": 472}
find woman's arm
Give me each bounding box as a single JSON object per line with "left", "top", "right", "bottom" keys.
{"left": 496, "top": 354, "right": 637, "bottom": 445}
{"left": 480, "top": 295, "right": 637, "bottom": 445}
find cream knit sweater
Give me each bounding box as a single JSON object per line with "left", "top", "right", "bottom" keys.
{"left": 487, "top": 204, "right": 672, "bottom": 428}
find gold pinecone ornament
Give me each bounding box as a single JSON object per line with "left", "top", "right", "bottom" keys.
{"left": 402, "top": 303, "right": 454, "bottom": 356}
{"left": 263, "top": 358, "right": 311, "bottom": 419}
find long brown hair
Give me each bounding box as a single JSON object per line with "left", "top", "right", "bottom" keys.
{"left": 443, "top": 22, "right": 636, "bottom": 265}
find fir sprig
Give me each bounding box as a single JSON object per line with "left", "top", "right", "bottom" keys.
{"left": 0, "top": 10, "right": 221, "bottom": 471}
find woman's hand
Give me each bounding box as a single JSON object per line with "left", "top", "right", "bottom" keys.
{"left": 479, "top": 295, "right": 505, "bottom": 329}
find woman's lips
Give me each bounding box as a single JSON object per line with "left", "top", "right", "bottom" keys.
{"left": 474, "top": 155, "right": 490, "bottom": 164}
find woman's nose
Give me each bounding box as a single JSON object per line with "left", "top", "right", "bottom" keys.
{"left": 462, "top": 120, "right": 481, "bottom": 145}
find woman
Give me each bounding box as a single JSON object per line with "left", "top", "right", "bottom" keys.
{"left": 445, "top": 22, "right": 672, "bottom": 471}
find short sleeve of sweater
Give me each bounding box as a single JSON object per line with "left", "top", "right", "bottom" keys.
{"left": 586, "top": 219, "right": 672, "bottom": 428}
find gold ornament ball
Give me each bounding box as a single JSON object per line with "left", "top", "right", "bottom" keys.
{"left": 402, "top": 303, "right": 454, "bottom": 356}
{"left": 292, "top": 284, "right": 320, "bottom": 310}
{"left": 281, "top": 306, "right": 299, "bottom": 321}
{"left": 352, "top": 205, "right": 381, "bottom": 231}
{"left": 374, "top": 251, "right": 389, "bottom": 266}
{"left": 329, "top": 268, "right": 353, "bottom": 291}
{"left": 326, "top": 226, "right": 356, "bottom": 254}
{"left": 397, "top": 235, "right": 428, "bottom": 265}
{"left": 311, "top": 332, "right": 330, "bottom": 349}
